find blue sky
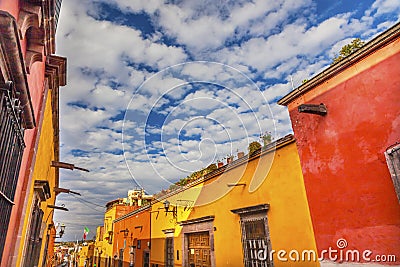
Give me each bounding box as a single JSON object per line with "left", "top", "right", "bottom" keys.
{"left": 53, "top": 0, "right": 399, "bottom": 240}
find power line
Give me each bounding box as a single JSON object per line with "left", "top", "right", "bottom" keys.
{"left": 69, "top": 195, "right": 105, "bottom": 213}
{"left": 69, "top": 194, "right": 106, "bottom": 208}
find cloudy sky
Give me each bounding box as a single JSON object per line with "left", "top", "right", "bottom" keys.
{"left": 52, "top": 0, "right": 400, "bottom": 240}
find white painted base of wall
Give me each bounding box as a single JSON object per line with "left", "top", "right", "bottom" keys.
{"left": 320, "top": 261, "right": 400, "bottom": 267}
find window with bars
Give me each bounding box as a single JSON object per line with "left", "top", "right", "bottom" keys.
{"left": 0, "top": 81, "right": 26, "bottom": 260}
{"left": 231, "top": 204, "right": 273, "bottom": 267}
{"left": 165, "top": 237, "right": 174, "bottom": 267}
{"left": 118, "top": 248, "right": 124, "bottom": 267}
{"left": 240, "top": 218, "right": 273, "bottom": 267}
{"left": 143, "top": 251, "right": 150, "bottom": 267}
{"left": 385, "top": 143, "right": 400, "bottom": 203}
{"left": 23, "top": 198, "right": 44, "bottom": 267}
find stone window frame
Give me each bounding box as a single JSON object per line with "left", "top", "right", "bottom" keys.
{"left": 231, "top": 204, "right": 273, "bottom": 267}
{"left": 385, "top": 143, "right": 400, "bottom": 203}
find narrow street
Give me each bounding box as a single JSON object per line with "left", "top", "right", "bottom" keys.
{"left": 0, "top": 1, "right": 399, "bottom": 267}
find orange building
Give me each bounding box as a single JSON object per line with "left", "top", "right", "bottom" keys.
{"left": 93, "top": 189, "right": 153, "bottom": 267}
{"left": 113, "top": 206, "right": 151, "bottom": 267}
{"left": 278, "top": 22, "right": 400, "bottom": 265}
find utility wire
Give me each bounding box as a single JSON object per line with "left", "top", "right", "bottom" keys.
{"left": 69, "top": 194, "right": 105, "bottom": 213}
{"left": 71, "top": 198, "right": 104, "bottom": 214}
{"left": 69, "top": 194, "right": 106, "bottom": 208}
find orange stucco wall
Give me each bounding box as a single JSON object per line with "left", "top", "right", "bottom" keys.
{"left": 287, "top": 39, "right": 400, "bottom": 264}
{"left": 113, "top": 209, "right": 151, "bottom": 267}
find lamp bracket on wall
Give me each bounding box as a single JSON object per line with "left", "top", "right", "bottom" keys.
{"left": 47, "top": 204, "right": 69, "bottom": 211}
{"left": 54, "top": 187, "right": 81, "bottom": 196}
{"left": 51, "top": 161, "right": 90, "bottom": 172}
{"left": 120, "top": 228, "right": 129, "bottom": 237}
{"left": 227, "top": 183, "right": 246, "bottom": 187}
{"left": 163, "top": 200, "right": 177, "bottom": 219}
{"left": 176, "top": 199, "right": 194, "bottom": 211}
{"left": 298, "top": 103, "right": 327, "bottom": 116}
{"left": 150, "top": 210, "right": 160, "bottom": 219}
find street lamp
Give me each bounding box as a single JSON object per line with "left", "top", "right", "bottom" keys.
{"left": 59, "top": 224, "right": 66, "bottom": 238}
{"left": 52, "top": 223, "right": 66, "bottom": 238}
{"left": 120, "top": 228, "right": 129, "bottom": 238}
{"left": 163, "top": 200, "right": 177, "bottom": 219}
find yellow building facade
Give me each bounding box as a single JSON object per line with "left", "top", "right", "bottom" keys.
{"left": 93, "top": 226, "right": 104, "bottom": 266}
{"left": 15, "top": 56, "right": 66, "bottom": 267}
{"left": 78, "top": 242, "right": 94, "bottom": 267}
{"left": 150, "top": 135, "right": 319, "bottom": 267}
{"left": 17, "top": 91, "right": 56, "bottom": 266}
{"left": 100, "top": 202, "right": 119, "bottom": 266}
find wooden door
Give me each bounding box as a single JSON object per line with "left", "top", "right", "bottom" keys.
{"left": 187, "top": 232, "right": 211, "bottom": 267}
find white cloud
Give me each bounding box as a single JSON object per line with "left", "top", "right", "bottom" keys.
{"left": 368, "top": 0, "right": 400, "bottom": 17}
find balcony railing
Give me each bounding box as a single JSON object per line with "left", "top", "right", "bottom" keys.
{"left": 0, "top": 81, "right": 26, "bottom": 260}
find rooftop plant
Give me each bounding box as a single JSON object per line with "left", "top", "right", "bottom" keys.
{"left": 332, "top": 38, "right": 365, "bottom": 64}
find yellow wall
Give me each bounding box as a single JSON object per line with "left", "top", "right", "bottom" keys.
{"left": 78, "top": 243, "right": 94, "bottom": 267}
{"left": 94, "top": 205, "right": 121, "bottom": 263}
{"left": 93, "top": 226, "right": 104, "bottom": 265}
{"left": 150, "top": 184, "right": 203, "bottom": 266}
{"left": 78, "top": 245, "right": 89, "bottom": 267}
{"left": 150, "top": 139, "right": 319, "bottom": 267}
{"left": 103, "top": 206, "right": 116, "bottom": 260}
{"left": 17, "top": 90, "right": 58, "bottom": 267}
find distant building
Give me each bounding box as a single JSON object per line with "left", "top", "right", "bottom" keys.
{"left": 77, "top": 242, "right": 94, "bottom": 267}
{"left": 125, "top": 188, "right": 153, "bottom": 207}
{"left": 278, "top": 22, "right": 400, "bottom": 265}
{"left": 94, "top": 198, "right": 138, "bottom": 266}
{"left": 53, "top": 244, "right": 69, "bottom": 266}
{"left": 113, "top": 206, "right": 151, "bottom": 267}
{"left": 93, "top": 189, "right": 154, "bottom": 266}
{"left": 93, "top": 226, "right": 104, "bottom": 267}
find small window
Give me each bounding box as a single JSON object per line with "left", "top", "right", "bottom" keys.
{"left": 165, "top": 237, "right": 174, "bottom": 267}
{"left": 241, "top": 218, "right": 273, "bottom": 267}
{"left": 385, "top": 143, "right": 400, "bottom": 202}
{"left": 231, "top": 204, "right": 273, "bottom": 267}
{"left": 23, "top": 198, "right": 44, "bottom": 267}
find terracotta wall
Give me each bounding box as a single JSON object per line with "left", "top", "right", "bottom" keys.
{"left": 113, "top": 209, "right": 151, "bottom": 267}
{"left": 287, "top": 39, "right": 400, "bottom": 263}
{"left": 0, "top": 2, "right": 47, "bottom": 265}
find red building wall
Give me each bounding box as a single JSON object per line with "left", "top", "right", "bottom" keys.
{"left": 4, "top": 53, "right": 47, "bottom": 267}
{"left": 285, "top": 33, "right": 400, "bottom": 263}
{"left": 0, "top": 1, "right": 19, "bottom": 19}
{"left": 0, "top": 2, "right": 48, "bottom": 265}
